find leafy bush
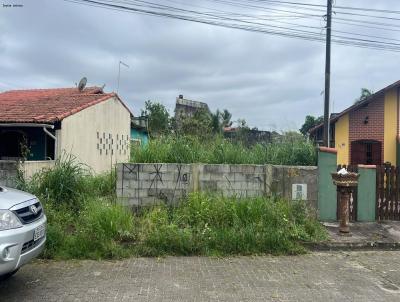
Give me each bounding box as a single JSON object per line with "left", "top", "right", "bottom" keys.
{"left": 131, "top": 134, "right": 316, "bottom": 166}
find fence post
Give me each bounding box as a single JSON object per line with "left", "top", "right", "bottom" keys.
{"left": 191, "top": 164, "right": 200, "bottom": 193}
{"left": 356, "top": 165, "right": 376, "bottom": 221}
{"left": 317, "top": 146, "right": 338, "bottom": 221}
{"left": 264, "top": 164, "right": 272, "bottom": 196}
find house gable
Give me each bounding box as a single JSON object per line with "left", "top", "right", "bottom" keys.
{"left": 349, "top": 94, "right": 385, "bottom": 165}
{"left": 59, "top": 96, "right": 131, "bottom": 173}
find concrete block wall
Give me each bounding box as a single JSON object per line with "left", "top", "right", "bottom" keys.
{"left": 116, "top": 163, "right": 193, "bottom": 206}
{"left": 117, "top": 163, "right": 317, "bottom": 209}
{"left": 198, "top": 164, "right": 265, "bottom": 198}
{"left": 267, "top": 165, "right": 318, "bottom": 210}
{"left": 0, "top": 160, "right": 55, "bottom": 189}
{"left": 0, "top": 161, "right": 18, "bottom": 188}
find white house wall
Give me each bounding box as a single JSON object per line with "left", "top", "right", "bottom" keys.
{"left": 59, "top": 96, "right": 131, "bottom": 173}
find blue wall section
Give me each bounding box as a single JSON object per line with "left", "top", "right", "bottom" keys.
{"left": 0, "top": 127, "right": 47, "bottom": 160}
{"left": 131, "top": 128, "right": 149, "bottom": 146}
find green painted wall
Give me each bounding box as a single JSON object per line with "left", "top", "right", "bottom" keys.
{"left": 357, "top": 167, "right": 376, "bottom": 222}
{"left": 25, "top": 128, "right": 46, "bottom": 160}
{"left": 131, "top": 128, "right": 149, "bottom": 146}
{"left": 318, "top": 150, "right": 337, "bottom": 221}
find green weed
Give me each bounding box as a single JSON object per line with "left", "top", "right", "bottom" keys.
{"left": 131, "top": 135, "right": 316, "bottom": 165}
{"left": 20, "top": 155, "right": 325, "bottom": 260}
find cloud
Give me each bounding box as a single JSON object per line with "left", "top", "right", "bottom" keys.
{"left": 1, "top": 0, "right": 400, "bottom": 130}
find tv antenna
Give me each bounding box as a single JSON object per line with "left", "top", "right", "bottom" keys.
{"left": 117, "top": 60, "right": 129, "bottom": 94}
{"left": 78, "top": 77, "right": 87, "bottom": 92}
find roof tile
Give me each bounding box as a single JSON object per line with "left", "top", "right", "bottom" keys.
{"left": 0, "top": 87, "right": 117, "bottom": 123}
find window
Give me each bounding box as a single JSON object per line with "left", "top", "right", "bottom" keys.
{"left": 351, "top": 140, "right": 382, "bottom": 165}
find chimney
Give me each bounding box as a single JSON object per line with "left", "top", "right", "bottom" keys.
{"left": 178, "top": 94, "right": 183, "bottom": 99}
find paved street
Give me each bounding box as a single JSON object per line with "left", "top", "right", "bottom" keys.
{"left": 1, "top": 251, "right": 400, "bottom": 301}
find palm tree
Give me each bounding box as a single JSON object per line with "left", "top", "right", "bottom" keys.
{"left": 354, "top": 88, "right": 372, "bottom": 104}
{"left": 221, "top": 109, "right": 232, "bottom": 127}
{"left": 210, "top": 109, "right": 233, "bottom": 133}
{"left": 211, "top": 109, "right": 222, "bottom": 133}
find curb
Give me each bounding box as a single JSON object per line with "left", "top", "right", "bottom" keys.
{"left": 304, "top": 241, "right": 400, "bottom": 251}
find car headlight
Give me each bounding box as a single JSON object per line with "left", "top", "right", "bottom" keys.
{"left": 0, "top": 210, "right": 23, "bottom": 231}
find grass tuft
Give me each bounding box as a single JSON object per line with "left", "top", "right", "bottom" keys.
{"left": 131, "top": 135, "right": 317, "bottom": 166}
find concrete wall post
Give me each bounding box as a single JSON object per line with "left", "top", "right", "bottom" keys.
{"left": 357, "top": 165, "right": 376, "bottom": 222}
{"left": 317, "top": 147, "right": 338, "bottom": 221}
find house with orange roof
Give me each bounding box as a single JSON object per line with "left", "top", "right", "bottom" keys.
{"left": 0, "top": 86, "right": 132, "bottom": 174}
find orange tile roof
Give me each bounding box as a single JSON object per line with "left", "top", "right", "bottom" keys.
{"left": 0, "top": 87, "right": 129, "bottom": 124}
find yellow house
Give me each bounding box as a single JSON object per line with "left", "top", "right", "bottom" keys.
{"left": 310, "top": 80, "right": 400, "bottom": 166}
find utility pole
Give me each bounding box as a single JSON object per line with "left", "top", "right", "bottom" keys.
{"left": 323, "top": 0, "right": 332, "bottom": 147}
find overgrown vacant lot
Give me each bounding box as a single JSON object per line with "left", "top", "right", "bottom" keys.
{"left": 18, "top": 155, "right": 325, "bottom": 260}
{"left": 131, "top": 135, "right": 317, "bottom": 166}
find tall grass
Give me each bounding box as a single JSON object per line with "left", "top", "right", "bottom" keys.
{"left": 18, "top": 155, "right": 132, "bottom": 259}
{"left": 136, "top": 193, "right": 326, "bottom": 256}
{"left": 131, "top": 135, "right": 316, "bottom": 165}
{"left": 20, "top": 154, "right": 325, "bottom": 260}
{"left": 18, "top": 153, "right": 116, "bottom": 209}
{"left": 42, "top": 198, "right": 135, "bottom": 259}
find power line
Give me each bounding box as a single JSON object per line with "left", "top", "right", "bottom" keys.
{"left": 247, "top": 0, "right": 400, "bottom": 15}
{"left": 64, "top": 0, "right": 400, "bottom": 52}
{"left": 65, "top": 0, "right": 400, "bottom": 51}
{"left": 204, "top": 0, "right": 400, "bottom": 31}
{"left": 161, "top": 0, "right": 400, "bottom": 44}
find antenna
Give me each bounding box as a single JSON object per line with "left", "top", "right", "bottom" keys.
{"left": 117, "top": 60, "right": 129, "bottom": 94}
{"left": 78, "top": 77, "right": 87, "bottom": 92}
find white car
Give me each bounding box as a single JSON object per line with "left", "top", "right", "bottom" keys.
{"left": 0, "top": 186, "right": 46, "bottom": 280}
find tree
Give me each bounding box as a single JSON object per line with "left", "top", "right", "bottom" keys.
{"left": 299, "top": 115, "right": 323, "bottom": 136}
{"left": 211, "top": 109, "right": 222, "bottom": 134}
{"left": 354, "top": 88, "right": 372, "bottom": 104}
{"left": 221, "top": 109, "right": 232, "bottom": 128}
{"left": 210, "top": 109, "right": 233, "bottom": 134}
{"left": 180, "top": 108, "right": 213, "bottom": 137}
{"left": 235, "top": 118, "right": 251, "bottom": 143}
{"left": 141, "top": 100, "right": 170, "bottom": 137}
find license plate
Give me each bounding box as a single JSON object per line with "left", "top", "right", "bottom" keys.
{"left": 34, "top": 224, "right": 46, "bottom": 241}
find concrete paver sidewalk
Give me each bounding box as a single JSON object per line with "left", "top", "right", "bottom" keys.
{"left": 1, "top": 251, "right": 400, "bottom": 301}
{"left": 311, "top": 222, "right": 400, "bottom": 250}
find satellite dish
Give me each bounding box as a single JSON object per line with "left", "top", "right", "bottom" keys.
{"left": 78, "top": 77, "right": 87, "bottom": 91}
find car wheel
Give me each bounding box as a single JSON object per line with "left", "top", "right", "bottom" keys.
{"left": 0, "top": 269, "right": 19, "bottom": 281}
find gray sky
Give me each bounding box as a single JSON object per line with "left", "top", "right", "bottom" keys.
{"left": 1, "top": 0, "right": 400, "bottom": 130}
